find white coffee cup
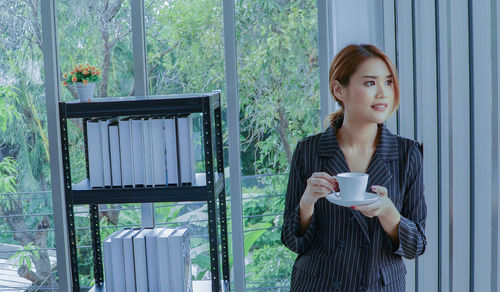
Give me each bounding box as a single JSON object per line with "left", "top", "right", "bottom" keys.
{"left": 332, "top": 172, "right": 369, "bottom": 201}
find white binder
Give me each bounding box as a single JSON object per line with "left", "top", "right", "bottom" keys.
{"left": 86, "top": 120, "right": 103, "bottom": 188}
{"left": 99, "top": 120, "right": 112, "bottom": 186}
{"left": 157, "top": 228, "right": 176, "bottom": 292}
{"left": 119, "top": 118, "right": 134, "bottom": 186}
{"left": 133, "top": 229, "right": 149, "bottom": 292}
{"left": 151, "top": 118, "right": 166, "bottom": 186}
{"left": 164, "top": 118, "right": 178, "bottom": 185}
{"left": 108, "top": 124, "right": 122, "bottom": 187}
{"left": 131, "top": 119, "right": 145, "bottom": 186}
{"left": 177, "top": 116, "right": 194, "bottom": 185}
{"left": 170, "top": 228, "right": 192, "bottom": 292}
{"left": 123, "top": 229, "right": 141, "bottom": 292}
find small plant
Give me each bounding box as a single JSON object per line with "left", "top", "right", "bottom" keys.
{"left": 62, "top": 64, "right": 101, "bottom": 86}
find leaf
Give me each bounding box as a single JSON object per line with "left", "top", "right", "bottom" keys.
{"left": 243, "top": 222, "right": 272, "bottom": 258}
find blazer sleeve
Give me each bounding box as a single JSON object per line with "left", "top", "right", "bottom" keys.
{"left": 281, "top": 140, "right": 319, "bottom": 254}
{"left": 386, "top": 141, "right": 427, "bottom": 259}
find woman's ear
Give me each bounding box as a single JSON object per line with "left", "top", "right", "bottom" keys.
{"left": 332, "top": 80, "right": 345, "bottom": 102}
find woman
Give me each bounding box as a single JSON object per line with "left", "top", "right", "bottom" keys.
{"left": 281, "top": 44, "right": 426, "bottom": 291}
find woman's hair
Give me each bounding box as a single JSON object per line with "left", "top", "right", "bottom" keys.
{"left": 325, "top": 44, "right": 400, "bottom": 128}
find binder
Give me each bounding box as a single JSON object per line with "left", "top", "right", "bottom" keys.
{"left": 145, "top": 227, "right": 165, "bottom": 292}
{"left": 123, "top": 229, "right": 141, "bottom": 292}
{"left": 110, "top": 229, "right": 134, "bottom": 291}
{"left": 108, "top": 124, "right": 122, "bottom": 187}
{"left": 157, "top": 228, "right": 176, "bottom": 292}
{"left": 131, "top": 119, "right": 145, "bottom": 186}
{"left": 177, "top": 116, "right": 194, "bottom": 185}
{"left": 164, "top": 118, "right": 178, "bottom": 185}
{"left": 119, "top": 118, "right": 134, "bottom": 186}
{"left": 87, "top": 120, "right": 104, "bottom": 188}
{"left": 151, "top": 118, "right": 166, "bottom": 186}
{"left": 170, "top": 228, "right": 192, "bottom": 292}
{"left": 143, "top": 118, "right": 153, "bottom": 186}
{"left": 99, "top": 120, "right": 112, "bottom": 186}
{"left": 102, "top": 229, "right": 124, "bottom": 292}
{"left": 133, "top": 229, "right": 149, "bottom": 292}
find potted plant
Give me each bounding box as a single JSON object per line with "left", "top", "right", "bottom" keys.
{"left": 62, "top": 64, "right": 101, "bottom": 102}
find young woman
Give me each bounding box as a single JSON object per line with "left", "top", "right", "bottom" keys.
{"left": 281, "top": 44, "right": 426, "bottom": 291}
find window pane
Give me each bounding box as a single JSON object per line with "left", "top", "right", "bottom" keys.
{"left": 236, "top": 1, "right": 320, "bottom": 289}
{"left": 145, "top": 0, "right": 227, "bottom": 285}
{"left": 0, "top": 1, "right": 57, "bottom": 290}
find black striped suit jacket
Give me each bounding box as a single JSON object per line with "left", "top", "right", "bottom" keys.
{"left": 281, "top": 121, "right": 427, "bottom": 292}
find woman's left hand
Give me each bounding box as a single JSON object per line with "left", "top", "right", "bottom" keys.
{"left": 354, "top": 185, "right": 397, "bottom": 219}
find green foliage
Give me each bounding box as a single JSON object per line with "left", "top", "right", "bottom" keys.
{"left": 10, "top": 242, "right": 41, "bottom": 271}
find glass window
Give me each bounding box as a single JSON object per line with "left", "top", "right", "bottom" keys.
{"left": 0, "top": 1, "right": 57, "bottom": 290}
{"left": 236, "top": 1, "right": 320, "bottom": 289}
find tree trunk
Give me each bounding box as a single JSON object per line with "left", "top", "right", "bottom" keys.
{"left": 276, "top": 105, "right": 292, "bottom": 164}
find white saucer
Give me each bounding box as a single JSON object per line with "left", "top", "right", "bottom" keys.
{"left": 325, "top": 192, "right": 380, "bottom": 207}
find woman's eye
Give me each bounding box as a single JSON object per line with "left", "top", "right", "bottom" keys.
{"left": 386, "top": 79, "right": 393, "bottom": 85}
{"left": 365, "top": 81, "right": 375, "bottom": 86}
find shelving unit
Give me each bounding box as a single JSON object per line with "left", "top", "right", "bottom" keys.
{"left": 58, "top": 91, "right": 230, "bottom": 292}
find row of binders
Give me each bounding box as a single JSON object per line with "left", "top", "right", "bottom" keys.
{"left": 86, "top": 115, "right": 199, "bottom": 188}
{"left": 103, "top": 227, "right": 192, "bottom": 292}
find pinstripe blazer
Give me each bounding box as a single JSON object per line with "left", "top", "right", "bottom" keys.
{"left": 281, "top": 121, "right": 427, "bottom": 292}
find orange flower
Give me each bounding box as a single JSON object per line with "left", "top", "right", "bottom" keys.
{"left": 83, "top": 80, "right": 89, "bottom": 85}
{"left": 62, "top": 81, "right": 67, "bottom": 86}
{"left": 63, "top": 73, "right": 67, "bottom": 78}
{"left": 96, "top": 71, "right": 100, "bottom": 76}
{"left": 72, "top": 76, "right": 77, "bottom": 82}
{"left": 82, "top": 70, "right": 88, "bottom": 75}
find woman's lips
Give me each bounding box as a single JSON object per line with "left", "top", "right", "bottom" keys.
{"left": 371, "top": 104, "right": 388, "bottom": 112}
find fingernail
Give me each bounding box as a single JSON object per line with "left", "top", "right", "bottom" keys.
{"left": 371, "top": 186, "right": 377, "bottom": 190}
{"left": 350, "top": 206, "right": 356, "bottom": 210}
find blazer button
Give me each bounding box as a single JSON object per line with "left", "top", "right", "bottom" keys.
{"left": 333, "top": 281, "right": 342, "bottom": 290}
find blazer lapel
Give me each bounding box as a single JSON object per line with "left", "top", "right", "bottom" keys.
{"left": 318, "top": 121, "right": 399, "bottom": 242}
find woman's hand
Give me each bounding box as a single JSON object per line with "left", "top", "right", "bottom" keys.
{"left": 300, "top": 172, "right": 337, "bottom": 209}
{"left": 354, "top": 185, "right": 396, "bottom": 218}
{"left": 354, "top": 185, "right": 401, "bottom": 242}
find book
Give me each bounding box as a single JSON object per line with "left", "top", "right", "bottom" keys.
{"left": 110, "top": 229, "right": 134, "bottom": 291}
{"left": 108, "top": 124, "right": 122, "bottom": 187}
{"left": 145, "top": 228, "right": 165, "bottom": 292}
{"left": 151, "top": 118, "right": 166, "bottom": 186}
{"left": 119, "top": 118, "right": 134, "bottom": 187}
{"left": 103, "top": 229, "right": 124, "bottom": 292}
{"left": 133, "top": 229, "right": 150, "bottom": 292}
{"left": 99, "top": 120, "right": 112, "bottom": 187}
{"left": 143, "top": 118, "right": 153, "bottom": 186}
{"left": 87, "top": 120, "right": 104, "bottom": 187}
{"left": 131, "top": 119, "right": 145, "bottom": 186}
{"left": 164, "top": 118, "right": 178, "bottom": 185}
{"left": 170, "top": 228, "right": 192, "bottom": 292}
{"left": 157, "top": 228, "right": 176, "bottom": 292}
{"left": 123, "top": 229, "right": 141, "bottom": 292}
{"left": 177, "top": 116, "right": 194, "bottom": 185}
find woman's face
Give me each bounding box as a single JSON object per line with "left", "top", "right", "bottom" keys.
{"left": 340, "top": 57, "right": 395, "bottom": 125}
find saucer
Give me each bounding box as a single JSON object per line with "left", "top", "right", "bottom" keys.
{"left": 325, "top": 192, "right": 380, "bottom": 207}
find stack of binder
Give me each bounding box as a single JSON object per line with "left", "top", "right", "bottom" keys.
{"left": 86, "top": 115, "right": 203, "bottom": 188}
{"left": 103, "top": 227, "right": 192, "bottom": 292}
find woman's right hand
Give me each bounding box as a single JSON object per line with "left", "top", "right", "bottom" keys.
{"left": 300, "top": 172, "right": 338, "bottom": 209}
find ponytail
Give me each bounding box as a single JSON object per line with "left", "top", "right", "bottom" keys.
{"left": 323, "top": 108, "right": 344, "bottom": 129}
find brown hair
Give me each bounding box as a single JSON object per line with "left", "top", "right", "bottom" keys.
{"left": 325, "top": 44, "right": 400, "bottom": 128}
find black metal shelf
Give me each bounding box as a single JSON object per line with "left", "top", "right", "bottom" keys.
{"left": 58, "top": 91, "right": 230, "bottom": 292}
{"left": 63, "top": 92, "right": 219, "bottom": 118}
{"left": 70, "top": 173, "right": 225, "bottom": 204}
